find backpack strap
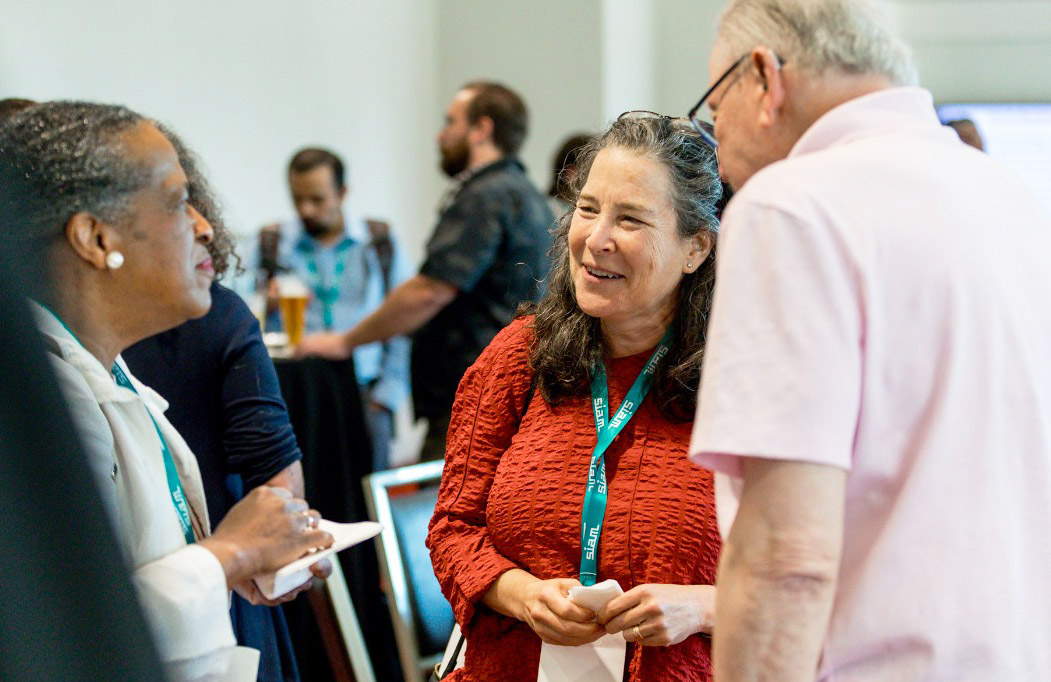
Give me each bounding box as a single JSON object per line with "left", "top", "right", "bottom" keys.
{"left": 365, "top": 219, "right": 393, "bottom": 295}
{"left": 259, "top": 222, "right": 283, "bottom": 280}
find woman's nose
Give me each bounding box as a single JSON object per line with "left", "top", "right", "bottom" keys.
{"left": 189, "top": 205, "right": 214, "bottom": 244}
{"left": 584, "top": 215, "right": 615, "bottom": 253}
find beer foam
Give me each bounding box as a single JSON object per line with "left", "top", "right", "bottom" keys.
{"left": 275, "top": 275, "right": 310, "bottom": 298}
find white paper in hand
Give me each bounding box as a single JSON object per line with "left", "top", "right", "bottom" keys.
{"left": 537, "top": 579, "right": 627, "bottom": 682}
{"left": 568, "top": 579, "right": 623, "bottom": 612}
{"left": 254, "top": 519, "right": 382, "bottom": 599}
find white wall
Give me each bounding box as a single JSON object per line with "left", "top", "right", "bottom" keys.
{"left": 0, "top": 0, "right": 441, "bottom": 263}
{"left": 436, "top": 0, "right": 605, "bottom": 195}
{"left": 651, "top": 0, "right": 1051, "bottom": 113}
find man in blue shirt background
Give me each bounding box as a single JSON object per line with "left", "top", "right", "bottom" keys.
{"left": 255, "top": 148, "right": 411, "bottom": 470}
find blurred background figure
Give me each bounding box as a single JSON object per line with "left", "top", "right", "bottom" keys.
{"left": 946, "top": 117, "right": 986, "bottom": 151}
{"left": 252, "top": 147, "right": 411, "bottom": 472}
{"left": 297, "top": 82, "right": 554, "bottom": 462}
{"left": 546, "top": 132, "right": 592, "bottom": 217}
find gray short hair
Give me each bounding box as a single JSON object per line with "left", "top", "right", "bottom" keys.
{"left": 0, "top": 101, "right": 151, "bottom": 247}
{"left": 717, "top": 0, "right": 918, "bottom": 86}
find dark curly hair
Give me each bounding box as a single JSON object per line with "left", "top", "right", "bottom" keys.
{"left": 526, "top": 115, "right": 722, "bottom": 422}
{"left": 154, "top": 123, "right": 240, "bottom": 279}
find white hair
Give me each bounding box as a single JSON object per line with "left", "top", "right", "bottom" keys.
{"left": 716, "top": 0, "right": 919, "bottom": 86}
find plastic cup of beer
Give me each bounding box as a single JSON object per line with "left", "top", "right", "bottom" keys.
{"left": 275, "top": 276, "right": 310, "bottom": 347}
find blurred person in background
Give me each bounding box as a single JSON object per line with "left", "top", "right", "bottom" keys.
{"left": 0, "top": 101, "right": 333, "bottom": 682}
{"left": 252, "top": 147, "right": 411, "bottom": 471}
{"left": 945, "top": 118, "right": 986, "bottom": 151}
{"left": 297, "top": 82, "right": 554, "bottom": 460}
{"left": 547, "top": 132, "right": 592, "bottom": 217}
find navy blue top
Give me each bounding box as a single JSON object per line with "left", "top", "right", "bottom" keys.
{"left": 124, "top": 282, "right": 302, "bottom": 682}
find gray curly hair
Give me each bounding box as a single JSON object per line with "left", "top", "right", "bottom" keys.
{"left": 525, "top": 115, "right": 722, "bottom": 421}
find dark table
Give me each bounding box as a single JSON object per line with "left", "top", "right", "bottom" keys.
{"left": 273, "top": 356, "right": 403, "bottom": 682}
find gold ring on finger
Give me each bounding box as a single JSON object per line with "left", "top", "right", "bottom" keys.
{"left": 633, "top": 625, "right": 643, "bottom": 640}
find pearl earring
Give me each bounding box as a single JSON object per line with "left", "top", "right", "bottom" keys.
{"left": 687, "top": 261, "right": 694, "bottom": 269}
{"left": 105, "top": 251, "right": 125, "bottom": 270}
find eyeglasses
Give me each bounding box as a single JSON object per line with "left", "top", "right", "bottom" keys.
{"left": 686, "top": 54, "right": 749, "bottom": 148}
{"left": 687, "top": 51, "right": 786, "bottom": 148}
{"left": 616, "top": 110, "right": 709, "bottom": 144}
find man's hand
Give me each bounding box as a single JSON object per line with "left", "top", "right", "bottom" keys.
{"left": 597, "top": 583, "right": 715, "bottom": 646}
{"left": 295, "top": 331, "right": 353, "bottom": 360}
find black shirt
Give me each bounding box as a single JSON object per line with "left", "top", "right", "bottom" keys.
{"left": 413, "top": 157, "right": 554, "bottom": 420}
{"left": 123, "top": 283, "right": 302, "bottom": 682}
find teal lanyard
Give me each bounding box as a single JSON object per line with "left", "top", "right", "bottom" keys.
{"left": 579, "top": 328, "right": 673, "bottom": 586}
{"left": 305, "top": 241, "right": 352, "bottom": 331}
{"left": 38, "top": 304, "right": 196, "bottom": 545}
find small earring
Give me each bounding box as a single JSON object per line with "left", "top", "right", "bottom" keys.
{"left": 687, "top": 261, "right": 694, "bottom": 269}
{"left": 105, "top": 251, "right": 125, "bottom": 270}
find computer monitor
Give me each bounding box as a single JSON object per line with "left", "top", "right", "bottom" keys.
{"left": 937, "top": 102, "right": 1051, "bottom": 214}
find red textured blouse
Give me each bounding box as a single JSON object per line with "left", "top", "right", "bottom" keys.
{"left": 427, "top": 317, "right": 721, "bottom": 682}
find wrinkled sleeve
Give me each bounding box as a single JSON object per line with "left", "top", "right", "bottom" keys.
{"left": 419, "top": 188, "right": 504, "bottom": 293}
{"left": 133, "top": 544, "right": 237, "bottom": 681}
{"left": 215, "top": 287, "right": 302, "bottom": 489}
{"left": 426, "top": 319, "right": 534, "bottom": 625}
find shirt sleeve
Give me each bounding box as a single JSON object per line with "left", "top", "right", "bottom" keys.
{"left": 690, "top": 199, "right": 863, "bottom": 476}
{"left": 419, "top": 187, "right": 504, "bottom": 292}
{"left": 426, "top": 319, "right": 533, "bottom": 625}
{"left": 132, "top": 543, "right": 237, "bottom": 680}
{"left": 215, "top": 287, "right": 303, "bottom": 489}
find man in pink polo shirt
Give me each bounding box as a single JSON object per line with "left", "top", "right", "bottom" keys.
{"left": 687, "top": 1, "right": 1051, "bottom": 680}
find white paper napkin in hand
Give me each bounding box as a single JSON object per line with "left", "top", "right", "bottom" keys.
{"left": 537, "top": 579, "right": 628, "bottom": 682}
{"left": 253, "top": 519, "right": 381, "bottom": 599}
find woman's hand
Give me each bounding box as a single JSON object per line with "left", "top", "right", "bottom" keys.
{"left": 484, "top": 570, "right": 606, "bottom": 646}
{"left": 199, "top": 486, "right": 333, "bottom": 587}
{"left": 232, "top": 558, "right": 333, "bottom": 606}
{"left": 596, "top": 584, "right": 715, "bottom": 647}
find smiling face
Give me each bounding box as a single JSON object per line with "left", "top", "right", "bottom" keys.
{"left": 569, "top": 146, "right": 705, "bottom": 337}
{"left": 114, "top": 123, "right": 215, "bottom": 325}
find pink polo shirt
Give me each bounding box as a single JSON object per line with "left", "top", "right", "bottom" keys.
{"left": 691, "top": 87, "right": 1051, "bottom": 681}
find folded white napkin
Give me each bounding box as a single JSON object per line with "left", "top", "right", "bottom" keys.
{"left": 253, "top": 519, "right": 382, "bottom": 599}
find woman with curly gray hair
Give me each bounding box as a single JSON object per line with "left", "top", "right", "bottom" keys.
{"left": 428, "top": 113, "right": 724, "bottom": 681}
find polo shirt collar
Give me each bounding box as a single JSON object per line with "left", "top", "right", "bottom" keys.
{"left": 789, "top": 87, "right": 939, "bottom": 158}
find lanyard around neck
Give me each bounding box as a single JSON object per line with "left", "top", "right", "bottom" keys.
{"left": 38, "top": 303, "right": 196, "bottom": 545}
{"left": 305, "top": 240, "right": 353, "bottom": 331}
{"left": 579, "top": 328, "right": 673, "bottom": 586}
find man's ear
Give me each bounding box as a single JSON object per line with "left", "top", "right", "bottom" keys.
{"left": 469, "top": 115, "right": 495, "bottom": 146}
{"left": 752, "top": 46, "right": 786, "bottom": 129}
{"left": 338, "top": 185, "right": 349, "bottom": 202}
{"left": 65, "top": 212, "right": 118, "bottom": 270}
